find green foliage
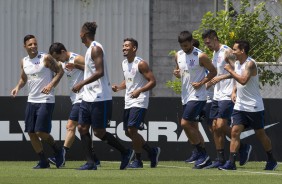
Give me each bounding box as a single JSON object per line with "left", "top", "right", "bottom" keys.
{"left": 166, "top": 78, "right": 182, "bottom": 94}
{"left": 166, "top": 0, "right": 282, "bottom": 94}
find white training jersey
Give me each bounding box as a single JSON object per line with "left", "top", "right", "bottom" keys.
{"left": 212, "top": 45, "right": 234, "bottom": 101}
{"left": 177, "top": 47, "right": 207, "bottom": 104}
{"left": 234, "top": 57, "right": 264, "bottom": 112}
{"left": 23, "top": 52, "right": 55, "bottom": 103}
{"left": 60, "top": 52, "right": 83, "bottom": 104}
{"left": 82, "top": 41, "right": 112, "bottom": 102}
{"left": 122, "top": 56, "right": 149, "bottom": 109}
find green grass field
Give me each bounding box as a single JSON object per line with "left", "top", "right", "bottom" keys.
{"left": 0, "top": 161, "right": 281, "bottom": 184}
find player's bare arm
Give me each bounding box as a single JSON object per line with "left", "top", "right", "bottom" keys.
{"left": 72, "top": 46, "right": 103, "bottom": 93}
{"left": 42, "top": 54, "right": 64, "bottom": 94}
{"left": 210, "top": 49, "right": 233, "bottom": 85}
{"left": 192, "top": 53, "right": 217, "bottom": 89}
{"left": 11, "top": 59, "right": 27, "bottom": 97}
{"left": 224, "top": 60, "right": 255, "bottom": 85}
{"left": 231, "top": 84, "right": 237, "bottom": 103}
{"left": 130, "top": 61, "right": 156, "bottom": 98}
{"left": 173, "top": 54, "right": 181, "bottom": 78}
{"left": 73, "top": 55, "right": 85, "bottom": 71}
{"left": 112, "top": 80, "right": 126, "bottom": 92}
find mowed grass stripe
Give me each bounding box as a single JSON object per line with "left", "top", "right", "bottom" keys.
{"left": 0, "top": 161, "right": 281, "bottom": 184}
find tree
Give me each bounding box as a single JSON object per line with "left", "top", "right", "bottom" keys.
{"left": 166, "top": 0, "right": 282, "bottom": 93}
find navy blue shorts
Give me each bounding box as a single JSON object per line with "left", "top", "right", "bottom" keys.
{"left": 182, "top": 101, "right": 206, "bottom": 121}
{"left": 201, "top": 102, "right": 213, "bottom": 126}
{"left": 123, "top": 107, "right": 147, "bottom": 130}
{"left": 78, "top": 100, "right": 112, "bottom": 129}
{"left": 69, "top": 103, "right": 80, "bottom": 121}
{"left": 24, "top": 102, "right": 55, "bottom": 133}
{"left": 210, "top": 100, "right": 234, "bottom": 119}
{"left": 231, "top": 110, "right": 265, "bottom": 130}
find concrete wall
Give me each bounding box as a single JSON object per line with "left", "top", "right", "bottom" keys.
{"left": 151, "top": 0, "right": 225, "bottom": 97}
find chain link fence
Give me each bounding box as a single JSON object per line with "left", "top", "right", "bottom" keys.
{"left": 230, "top": 0, "right": 282, "bottom": 98}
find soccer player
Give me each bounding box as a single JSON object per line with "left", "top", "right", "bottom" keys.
{"left": 72, "top": 21, "right": 134, "bottom": 170}
{"left": 112, "top": 38, "right": 161, "bottom": 168}
{"left": 11, "top": 35, "right": 65, "bottom": 169}
{"left": 218, "top": 40, "right": 278, "bottom": 170}
{"left": 173, "top": 31, "right": 217, "bottom": 169}
{"left": 202, "top": 30, "right": 252, "bottom": 168}
{"left": 185, "top": 39, "right": 214, "bottom": 164}
{"left": 47, "top": 42, "right": 100, "bottom": 166}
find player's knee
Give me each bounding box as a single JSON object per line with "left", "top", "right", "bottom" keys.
{"left": 77, "top": 125, "right": 88, "bottom": 135}
{"left": 180, "top": 120, "right": 189, "bottom": 128}
{"left": 231, "top": 129, "right": 240, "bottom": 138}
{"left": 66, "top": 124, "right": 76, "bottom": 132}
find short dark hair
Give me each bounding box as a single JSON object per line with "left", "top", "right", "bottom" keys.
{"left": 202, "top": 29, "right": 219, "bottom": 40}
{"left": 24, "top": 35, "right": 35, "bottom": 44}
{"left": 82, "top": 21, "right": 98, "bottom": 38}
{"left": 192, "top": 39, "right": 200, "bottom": 48}
{"left": 178, "top": 31, "right": 193, "bottom": 43}
{"left": 124, "top": 38, "right": 138, "bottom": 50}
{"left": 234, "top": 40, "right": 250, "bottom": 55}
{"left": 49, "top": 42, "right": 67, "bottom": 55}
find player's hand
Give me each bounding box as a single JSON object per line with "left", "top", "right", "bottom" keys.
{"left": 231, "top": 92, "right": 236, "bottom": 103}
{"left": 191, "top": 82, "right": 202, "bottom": 90}
{"left": 72, "top": 82, "right": 83, "bottom": 93}
{"left": 173, "top": 69, "right": 181, "bottom": 78}
{"left": 41, "top": 84, "right": 52, "bottom": 94}
{"left": 112, "top": 85, "right": 119, "bottom": 92}
{"left": 11, "top": 87, "right": 19, "bottom": 97}
{"left": 130, "top": 90, "right": 141, "bottom": 98}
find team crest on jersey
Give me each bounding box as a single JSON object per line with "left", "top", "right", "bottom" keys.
{"left": 189, "top": 59, "right": 195, "bottom": 67}
{"left": 38, "top": 55, "right": 42, "bottom": 58}
{"left": 193, "top": 52, "right": 198, "bottom": 56}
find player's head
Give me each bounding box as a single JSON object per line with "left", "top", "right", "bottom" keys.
{"left": 123, "top": 38, "right": 138, "bottom": 57}
{"left": 178, "top": 31, "right": 193, "bottom": 54}
{"left": 202, "top": 29, "right": 219, "bottom": 51}
{"left": 80, "top": 21, "right": 98, "bottom": 45}
{"left": 23, "top": 35, "right": 38, "bottom": 56}
{"left": 49, "top": 42, "right": 68, "bottom": 62}
{"left": 233, "top": 40, "right": 250, "bottom": 59}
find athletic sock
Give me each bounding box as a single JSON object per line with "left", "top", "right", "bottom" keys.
{"left": 142, "top": 143, "right": 153, "bottom": 156}
{"left": 91, "top": 146, "right": 99, "bottom": 162}
{"left": 44, "top": 135, "right": 60, "bottom": 154}
{"left": 101, "top": 132, "right": 127, "bottom": 154}
{"left": 63, "top": 146, "right": 70, "bottom": 152}
{"left": 135, "top": 153, "right": 142, "bottom": 161}
{"left": 229, "top": 152, "right": 237, "bottom": 165}
{"left": 239, "top": 142, "right": 245, "bottom": 151}
{"left": 217, "top": 149, "right": 225, "bottom": 162}
{"left": 81, "top": 133, "right": 94, "bottom": 164}
{"left": 195, "top": 143, "right": 206, "bottom": 154}
{"left": 38, "top": 151, "right": 47, "bottom": 162}
{"left": 266, "top": 150, "right": 276, "bottom": 162}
